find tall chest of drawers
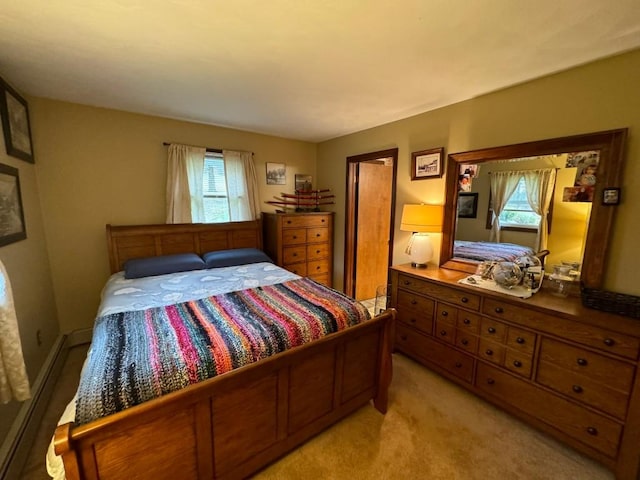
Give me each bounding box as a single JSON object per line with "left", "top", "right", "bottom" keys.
{"left": 263, "top": 212, "right": 334, "bottom": 287}
{"left": 390, "top": 264, "right": 640, "bottom": 479}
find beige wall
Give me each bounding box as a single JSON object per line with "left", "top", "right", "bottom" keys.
{"left": 29, "top": 99, "right": 317, "bottom": 332}
{"left": 318, "top": 49, "right": 640, "bottom": 295}
{"left": 0, "top": 101, "right": 58, "bottom": 441}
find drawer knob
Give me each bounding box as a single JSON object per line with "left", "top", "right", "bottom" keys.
{"left": 440, "top": 330, "right": 447, "bottom": 336}
{"left": 404, "top": 280, "right": 411, "bottom": 286}
{"left": 316, "top": 233, "right": 321, "bottom": 237}
{"left": 461, "top": 339, "right": 469, "bottom": 345}
{"left": 410, "top": 318, "right": 416, "bottom": 324}
{"left": 461, "top": 297, "right": 469, "bottom": 303}
{"left": 316, "top": 249, "right": 321, "bottom": 254}
{"left": 287, "top": 220, "right": 292, "bottom": 224}
{"left": 577, "top": 358, "right": 588, "bottom": 366}
{"left": 516, "top": 337, "right": 525, "bottom": 344}
{"left": 487, "top": 378, "right": 495, "bottom": 385}
{"left": 441, "top": 311, "right": 449, "bottom": 317}
{"left": 463, "top": 318, "right": 471, "bottom": 325}
{"left": 455, "top": 362, "right": 462, "bottom": 368}
{"left": 495, "top": 307, "right": 504, "bottom": 314}
{"left": 586, "top": 427, "right": 598, "bottom": 436}
{"left": 293, "top": 235, "right": 298, "bottom": 239}
{"left": 513, "top": 360, "right": 522, "bottom": 368}
{"left": 293, "top": 253, "right": 297, "bottom": 257}
{"left": 316, "top": 266, "right": 320, "bottom": 270}
{"left": 321, "top": 219, "right": 326, "bottom": 223}
{"left": 603, "top": 338, "right": 616, "bottom": 347}
{"left": 410, "top": 299, "right": 417, "bottom": 305}
{"left": 485, "top": 349, "right": 493, "bottom": 356}
{"left": 572, "top": 385, "right": 584, "bottom": 394}
{"left": 400, "top": 335, "right": 407, "bottom": 341}
{"left": 488, "top": 327, "right": 496, "bottom": 334}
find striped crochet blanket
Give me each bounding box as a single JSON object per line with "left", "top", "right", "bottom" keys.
{"left": 75, "top": 278, "right": 370, "bottom": 425}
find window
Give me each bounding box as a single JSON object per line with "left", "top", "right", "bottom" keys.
{"left": 202, "top": 153, "right": 229, "bottom": 223}
{"left": 499, "top": 177, "right": 540, "bottom": 228}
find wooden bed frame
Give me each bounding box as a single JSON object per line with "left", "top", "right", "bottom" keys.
{"left": 54, "top": 221, "right": 395, "bottom": 480}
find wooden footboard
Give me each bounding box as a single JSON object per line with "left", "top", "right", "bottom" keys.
{"left": 54, "top": 309, "right": 395, "bottom": 480}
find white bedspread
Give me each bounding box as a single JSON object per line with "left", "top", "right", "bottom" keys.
{"left": 47, "top": 262, "right": 300, "bottom": 480}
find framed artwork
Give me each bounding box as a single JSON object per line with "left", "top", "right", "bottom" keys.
{"left": 295, "top": 174, "right": 312, "bottom": 192}
{"left": 0, "top": 77, "right": 34, "bottom": 163}
{"left": 602, "top": 187, "right": 621, "bottom": 205}
{"left": 411, "top": 147, "right": 444, "bottom": 180}
{"left": 458, "top": 192, "right": 478, "bottom": 219}
{"left": 266, "top": 162, "right": 286, "bottom": 185}
{"left": 0, "top": 163, "right": 27, "bottom": 246}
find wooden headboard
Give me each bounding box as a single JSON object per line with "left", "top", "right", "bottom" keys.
{"left": 106, "top": 220, "right": 263, "bottom": 274}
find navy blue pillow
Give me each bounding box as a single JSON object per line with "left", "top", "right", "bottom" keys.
{"left": 124, "top": 253, "right": 206, "bottom": 279}
{"left": 202, "top": 248, "right": 272, "bottom": 269}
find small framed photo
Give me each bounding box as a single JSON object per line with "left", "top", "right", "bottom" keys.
{"left": 266, "top": 162, "right": 286, "bottom": 185}
{"left": 0, "top": 77, "right": 34, "bottom": 163}
{"left": 411, "top": 147, "right": 444, "bottom": 180}
{"left": 458, "top": 192, "right": 478, "bottom": 219}
{"left": 602, "top": 187, "right": 620, "bottom": 205}
{"left": 0, "top": 163, "right": 27, "bottom": 246}
{"left": 295, "top": 174, "right": 312, "bottom": 192}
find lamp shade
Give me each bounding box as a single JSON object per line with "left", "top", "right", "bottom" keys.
{"left": 400, "top": 204, "right": 443, "bottom": 233}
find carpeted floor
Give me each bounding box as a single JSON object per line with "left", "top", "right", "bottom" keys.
{"left": 21, "top": 347, "right": 613, "bottom": 479}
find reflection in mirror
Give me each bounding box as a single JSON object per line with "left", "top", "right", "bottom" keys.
{"left": 441, "top": 130, "right": 627, "bottom": 289}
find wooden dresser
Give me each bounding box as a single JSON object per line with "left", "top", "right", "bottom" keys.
{"left": 263, "top": 212, "right": 334, "bottom": 287}
{"left": 390, "top": 264, "right": 640, "bottom": 479}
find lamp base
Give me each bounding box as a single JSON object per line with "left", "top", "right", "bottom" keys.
{"left": 410, "top": 262, "right": 428, "bottom": 269}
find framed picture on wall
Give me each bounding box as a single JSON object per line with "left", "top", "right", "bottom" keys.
{"left": 0, "top": 163, "right": 27, "bottom": 246}
{"left": 266, "top": 162, "right": 286, "bottom": 185}
{"left": 0, "top": 77, "right": 34, "bottom": 163}
{"left": 458, "top": 192, "right": 478, "bottom": 219}
{"left": 411, "top": 147, "right": 444, "bottom": 180}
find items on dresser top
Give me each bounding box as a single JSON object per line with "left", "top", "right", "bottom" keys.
{"left": 391, "top": 264, "right": 640, "bottom": 480}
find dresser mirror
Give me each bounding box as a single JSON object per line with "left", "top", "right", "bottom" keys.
{"left": 441, "top": 129, "right": 627, "bottom": 289}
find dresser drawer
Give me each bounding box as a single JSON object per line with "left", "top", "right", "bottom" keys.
{"left": 476, "top": 362, "right": 623, "bottom": 458}
{"left": 457, "top": 311, "right": 481, "bottom": 333}
{"left": 309, "top": 273, "right": 330, "bottom": 286}
{"left": 536, "top": 360, "right": 630, "bottom": 420}
{"left": 283, "top": 246, "right": 306, "bottom": 264}
{"left": 282, "top": 228, "right": 306, "bottom": 245}
{"left": 478, "top": 338, "right": 505, "bottom": 365}
{"left": 286, "top": 263, "right": 307, "bottom": 276}
{"left": 397, "top": 274, "right": 480, "bottom": 310}
{"left": 506, "top": 327, "right": 536, "bottom": 354}
{"left": 503, "top": 349, "right": 533, "bottom": 378}
{"left": 307, "top": 227, "right": 329, "bottom": 243}
{"left": 307, "top": 243, "right": 330, "bottom": 260}
{"left": 398, "top": 310, "right": 433, "bottom": 335}
{"left": 436, "top": 304, "right": 457, "bottom": 325}
{"left": 281, "top": 215, "right": 329, "bottom": 228}
{"left": 538, "top": 338, "right": 635, "bottom": 393}
{"left": 397, "top": 290, "right": 435, "bottom": 315}
{"left": 307, "top": 259, "right": 329, "bottom": 276}
{"left": 483, "top": 298, "right": 640, "bottom": 359}
{"left": 456, "top": 330, "right": 479, "bottom": 354}
{"left": 435, "top": 319, "right": 455, "bottom": 345}
{"left": 480, "top": 318, "right": 507, "bottom": 342}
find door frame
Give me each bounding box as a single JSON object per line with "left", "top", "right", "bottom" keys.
{"left": 344, "top": 148, "right": 398, "bottom": 298}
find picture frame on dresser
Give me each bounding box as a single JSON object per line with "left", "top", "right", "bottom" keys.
{"left": 0, "top": 76, "right": 34, "bottom": 163}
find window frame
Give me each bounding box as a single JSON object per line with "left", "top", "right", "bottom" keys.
{"left": 485, "top": 179, "right": 554, "bottom": 233}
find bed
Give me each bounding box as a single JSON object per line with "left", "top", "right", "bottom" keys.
{"left": 453, "top": 240, "right": 536, "bottom": 263}
{"left": 51, "top": 221, "right": 395, "bottom": 480}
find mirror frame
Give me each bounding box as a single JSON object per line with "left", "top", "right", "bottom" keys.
{"left": 441, "top": 129, "right": 628, "bottom": 289}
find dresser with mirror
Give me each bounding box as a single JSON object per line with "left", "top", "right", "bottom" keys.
{"left": 390, "top": 129, "right": 640, "bottom": 479}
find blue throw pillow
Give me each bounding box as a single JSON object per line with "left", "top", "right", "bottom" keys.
{"left": 124, "top": 253, "right": 206, "bottom": 279}
{"left": 202, "top": 248, "right": 272, "bottom": 269}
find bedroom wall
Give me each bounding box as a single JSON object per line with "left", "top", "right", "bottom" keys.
{"left": 0, "top": 89, "right": 58, "bottom": 447}
{"left": 317, "top": 48, "right": 640, "bottom": 296}
{"left": 28, "top": 99, "right": 317, "bottom": 332}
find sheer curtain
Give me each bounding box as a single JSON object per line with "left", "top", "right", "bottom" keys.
{"left": 0, "top": 259, "right": 30, "bottom": 403}
{"left": 489, "top": 171, "right": 522, "bottom": 242}
{"left": 223, "top": 150, "right": 260, "bottom": 221}
{"left": 166, "top": 144, "right": 206, "bottom": 223}
{"left": 523, "top": 168, "right": 557, "bottom": 251}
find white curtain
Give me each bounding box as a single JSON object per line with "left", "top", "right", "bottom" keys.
{"left": 523, "top": 168, "right": 557, "bottom": 251}
{"left": 489, "top": 171, "right": 522, "bottom": 242}
{"left": 223, "top": 150, "right": 260, "bottom": 221}
{"left": 0, "top": 259, "right": 30, "bottom": 403}
{"left": 166, "top": 144, "right": 206, "bottom": 223}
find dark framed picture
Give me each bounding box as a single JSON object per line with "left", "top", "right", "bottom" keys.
{"left": 266, "top": 162, "right": 286, "bottom": 185}
{"left": 458, "top": 192, "right": 478, "bottom": 219}
{"left": 295, "top": 174, "right": 312, "bottom": 192}
{"left": 0, "top": 163, "right": 27, "bottom": 246}
{"left": 602, "top": 187, "right": 621, "bottom": 205}
{"left": 0, "top": 77, "right": 34, "bottom": 163}
{"left": 411, "top": 147, "right": 444, "bottom": 180}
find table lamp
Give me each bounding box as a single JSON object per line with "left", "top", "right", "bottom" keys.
{"left": 400, "top": 204, "right": 443, "bottom": 268}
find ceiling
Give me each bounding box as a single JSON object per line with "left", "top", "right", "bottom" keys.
{"left": 1, "top": 1, "right": 640, "bottom": 143}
